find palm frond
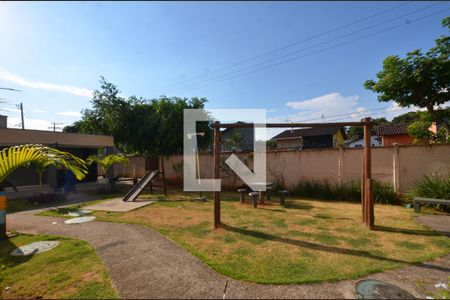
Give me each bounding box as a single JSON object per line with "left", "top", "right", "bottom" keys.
{"left": 0, "top": 144, "right": 88, "bottom": 183}
{"left": 87, "top": 154, "right": 128, "bottom": 173}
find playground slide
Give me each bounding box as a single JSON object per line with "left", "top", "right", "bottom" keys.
{"left": 123, "top": 170, "right": 159, "bottom": 202}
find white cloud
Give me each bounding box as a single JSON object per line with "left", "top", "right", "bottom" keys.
{"left": 356, "top": 107, "right": 365, "bottom": 112}
{"left": 32, "top": 107, "right": 47, "bottom": 113}
{"left": 0, "top": 68, "right": 93, "bottom": 98}
{"left": 57, "top": 111, "right": 81, "bottom": 117}
{"left": 7, "top": 116, "right": 57, "bottom": 131}
{"left": 283, "top": 92, "right": 360, "bottom": 123}
{"left": 286, "top": 92, "right": 359, "bottom": 111}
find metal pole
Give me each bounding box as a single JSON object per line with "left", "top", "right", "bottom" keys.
{"left": 20, "top": 103, "right": 24, "bottom": 129}
{"left": 213, "top": 122, "right": 221, "bottom": 229}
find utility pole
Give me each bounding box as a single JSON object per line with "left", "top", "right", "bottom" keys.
{"left": 49, "top": 122, "right": 63, "bottom": 132}
{"left": 19, "top": 103, "right": 24, "bottom": 129}
{"left": 15, "top": 103, "right": 25, "bottom": 129}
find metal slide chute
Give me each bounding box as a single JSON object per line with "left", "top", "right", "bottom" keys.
{"left": 122, "top": 170, "right": 159, "bottom": 202}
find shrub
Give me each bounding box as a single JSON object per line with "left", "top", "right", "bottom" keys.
{"left": 28, "top": 192, "right": 66, "bottom": 204}
{"left": 291, "top": 180, "right": 398, "bottom": 204}
{"left": 373, "top": 181, "right": 397, "bottom": 204}
{"left": 409, "top": 174, "right": 450, "bottom": 200}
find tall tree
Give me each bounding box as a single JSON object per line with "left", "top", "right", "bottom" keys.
{"left": 65, "top": 77, "right": 211, "bottom": 156}
{"left": 364, "top": 17, "right": 450, "bottom": 132}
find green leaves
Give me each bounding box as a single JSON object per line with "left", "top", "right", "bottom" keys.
{"left": 364, "top": 17, "right": 449, "bottom": 128}
{"left": 0, "top": 144, "right": 88, "bottom": 183}
{"left": 67, "top": 77, "right": 211, "bottom": 156}
{"left": 86, "top": 154, "right": 128, "bottom": 174}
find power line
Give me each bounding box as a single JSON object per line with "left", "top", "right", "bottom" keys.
{"left": 322, "top": 106, "right": 411, "bottom": 123}
{"left": 146, "top": 2, "right": 413, "bottom": 95}
{"left": 164, "top": 6, "right": 450, "bottom": 95}
{"left": 161, "top": 2, "right": 441, "bottom": 96}
{"left": 273, "top": 105, "right": 394, "bottom": 124}
{"left": 49, "top": 122, "right": 64, "bottom": 132}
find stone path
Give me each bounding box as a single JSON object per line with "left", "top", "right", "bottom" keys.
{"left": 7, "top": 208, "right": 450, "bottom": 299}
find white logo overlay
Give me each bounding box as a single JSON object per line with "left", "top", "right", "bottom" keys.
{"left": 183, "top": 109, "right": 267, "bottom": 192}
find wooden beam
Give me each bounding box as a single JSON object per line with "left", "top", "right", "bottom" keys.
{"left": 213, "top": 122, "right": 221, "bottom": 229}
{"left": 212, "top": 122, "right": 369, "bottom": 129}
{"left": 363, "top": 117, "right": 374, "bottom": 229}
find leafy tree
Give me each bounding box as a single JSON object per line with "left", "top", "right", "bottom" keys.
{"left": 391, "top": 111, "right": 421, "bottom": 124}
{"left": 266, "top": 139, "right": 277, "bottom": 150}
{"left": 407, "top": 111, "right": 450, "bottom": 144}
{"left": 364, "top": 17, "right": 450, "bottom": 133}
{"left": 223, "top": 130, "right": 245, "bottom": 152}
{"left": 66, "top": 77, "right": 211, "bottom": 156}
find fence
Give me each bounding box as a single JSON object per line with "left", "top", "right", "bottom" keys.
{"left": 113, "top": 144, "right": 450, "bottom": 194}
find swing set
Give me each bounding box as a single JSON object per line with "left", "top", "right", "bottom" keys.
{"left": 211, "top": 117, "right": 375, "bottom": 230}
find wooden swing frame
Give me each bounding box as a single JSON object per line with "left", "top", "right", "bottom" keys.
{"left": 211, "top": 117, "right": 374, "bottom": 230}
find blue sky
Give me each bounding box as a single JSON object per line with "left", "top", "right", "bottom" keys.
{"left": 0, "top": 1, "right": 448, "bottom": 134}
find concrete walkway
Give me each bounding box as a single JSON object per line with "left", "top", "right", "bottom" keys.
{"left": 7, "top": 210, "right": 450, "bottom": 299}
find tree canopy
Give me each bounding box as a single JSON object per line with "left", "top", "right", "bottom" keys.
{"left": 64, "top": 77, "right": 211, "bottom": 156}
{"left": 364, "top": 17, "right": 450, "bottom": 131}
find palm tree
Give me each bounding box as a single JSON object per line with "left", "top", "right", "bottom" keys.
{"left": 0, "top": 144, "right": 88, "bottom": 183}
{"left": 33, "top": 159, "right": 55, "bottom": 191}
{"left": 87, "top": 154, "right": 128, "bottom": 191}
{"left": 0, "top": 144, "right": 88, "bottom": 239}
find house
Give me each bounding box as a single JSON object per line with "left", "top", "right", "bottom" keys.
{"left": 0, "top": 115, "right": 114, "bottom": 189}
{"left": 221, "top": 122, "right": 254, "bottom": 152}
{"left": 344, "top": 136, "right": 381, "bottom": 148}
{"left": 374, "top": 123, "right": 413, "bottom": 146}
{"left": 271, "top": 126, "right": 346, "bottom": 150}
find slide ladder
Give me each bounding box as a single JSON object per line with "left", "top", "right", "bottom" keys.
{"left": 123, "top": 170, "right": 159, "bottom": 202}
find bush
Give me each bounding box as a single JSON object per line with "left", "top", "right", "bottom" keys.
{"left": 409, "top": 174, "right": 450, "bottom": 200}
{"left": 28, "top": 192, "right": 66, "bottom": 204}
{"left": 374, "top": 181, "right": 397, "bottom": 204}
{"left": 408, "top": 173, "right": 450, "bottom": 213}
{"left": 291, "top": 180, "right": 398, "bottom": 204}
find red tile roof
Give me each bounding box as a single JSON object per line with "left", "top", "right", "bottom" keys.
{"left": 375, "top": 123, "right": 408, "bottom": 136}
{"left": 272, "top": 126, "right": 343, "bottom": 139}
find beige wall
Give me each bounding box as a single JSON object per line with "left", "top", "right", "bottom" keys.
{"left": 0, "top": 128, "right": 114, "bottom": 148}
{"left": 116, "top": 144, "right": 450, "bottom": 193}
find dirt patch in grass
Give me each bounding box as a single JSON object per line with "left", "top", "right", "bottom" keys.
{"left": 0, "top": 234, "right": 117, "bottom": 299}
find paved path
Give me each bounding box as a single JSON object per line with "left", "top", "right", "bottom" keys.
{"left": 7, "top": 209, "right": 450, "bottom": 299}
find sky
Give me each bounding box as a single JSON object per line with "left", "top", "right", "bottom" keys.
{"left": 0, "top": 1, "right": 449, "bottom": 137}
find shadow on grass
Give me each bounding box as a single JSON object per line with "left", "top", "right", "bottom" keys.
{"left": 220, "top": 223, "right": 450, "bottom": 273}
{"left": 284, "top": 202, "right": 314, "bottom": 210}
{"left": 0, "top": 237, "right": 34, "bottom": 268}
{"left": 374, "top": 225, "right": 446, "bottom": 237}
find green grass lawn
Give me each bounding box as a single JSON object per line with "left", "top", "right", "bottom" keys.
{"left": 39, "top": 191, "right": 450, "bottom": 284}
{"left": 0, "top": 234, "right": 117, "bottom": 299}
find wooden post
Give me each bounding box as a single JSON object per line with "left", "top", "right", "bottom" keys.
{"left": 214, "top": 122, "right": 221, "bottom": 229}
{"left": 361, "top": 166, "right": 366, "bottom": 223}
{"left": 363, "top": 117, "right": 374, "bottom": 229}
{"left": 367, "top": 178, "right": 374, "bottom": 229}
